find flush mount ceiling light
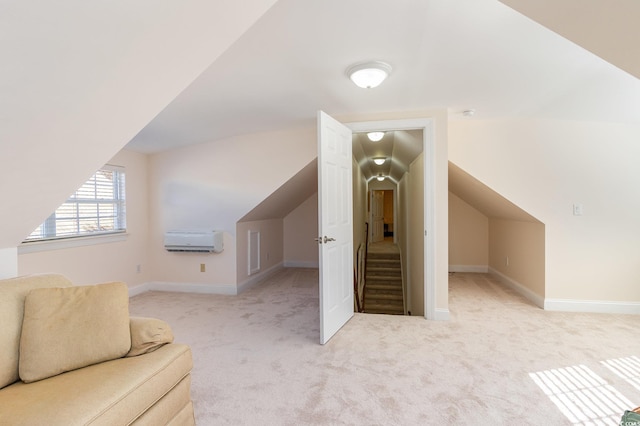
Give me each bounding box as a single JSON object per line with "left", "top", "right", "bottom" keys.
{"left": 373, "top": 157, "right": 386, "bottom": 165}
{"left": 376, "top": 174, "right": 385, "bottom": 181}
{"left": 347, "top": 61, "right": 392, "bottom": 89}
{"left": 367, "top": 131, "right": 384, "bottom": 142}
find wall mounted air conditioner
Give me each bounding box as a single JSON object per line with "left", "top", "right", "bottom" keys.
{"left": 164, "top": 230, "right": 223, "bottom": 253}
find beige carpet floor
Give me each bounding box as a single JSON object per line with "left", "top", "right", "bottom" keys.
{"left": 129, "top": 269, "right": 640, "bottom": 425}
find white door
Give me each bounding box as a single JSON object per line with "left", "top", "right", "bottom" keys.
{"left": 371, "top": 190, "right": 385, "bottom": 243}
{"left": 317, "top": 111, "right": 354, "bottom": 345}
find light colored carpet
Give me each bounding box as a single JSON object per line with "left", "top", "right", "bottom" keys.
{"left": 129, "top": 269, "right": 640, "bottom": 425}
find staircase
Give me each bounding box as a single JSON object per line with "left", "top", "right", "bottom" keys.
{"left": 364, "top": 247, "right": 404, "bottom": 315}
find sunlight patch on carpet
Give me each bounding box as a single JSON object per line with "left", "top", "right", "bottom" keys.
{"left": 529, "top": 364, "right": 632, "bottom": 425}
{"left": 601, "top": 356, "right": 640, "bottom": 392}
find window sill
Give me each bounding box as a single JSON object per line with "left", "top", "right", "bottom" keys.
{"left": 18, "top": 233, "right": 128, "bottom": 254}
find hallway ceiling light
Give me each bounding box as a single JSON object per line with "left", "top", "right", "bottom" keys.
{"left": 373, "top": 157, "right": 386, "bottom": 165}
{"left": 367, "top": 131, "right": 384, "bottom": 142}
{"left": 347, "top": 61, "right": 392, "bottom": 89}
{"left": 376, "top": 174, "right": 385, "bottom": 181}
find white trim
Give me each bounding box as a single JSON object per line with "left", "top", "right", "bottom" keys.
{"left": 19, "top": 232, "right": 128, "bottom": 254}
{"left": 238, "top": 262, "right": 283, "bottom": 294}
{"left": 544, "top": 298, "right": 640, "bottom": 315}
{"left": 449, "top": 265, "right": 489, "bottom": 273}
{"left": 0, "top": 247, "right": 18, "bottom": 279}
{"left": 128, "top": 263, "right": 285, "bottom": 298}
{"left": 283, "top": 260, "right": 319, "bottom": 268}
{"left": 347, "top": 117, "right": 436, "bottom": 321}
{"left": 489, "top": 267, "right": 544, "bottom": 308}
{"left": 135, "top": 281, "right": 237, "bottom": 296}
{"left": 248, "top": 230, "right": 261, "bottom": 275}
{"left": 434, "top": 308, "right": 450, "bottom": 321}
{"left": 128, "top": 282, "right": 151, "bottom": 297}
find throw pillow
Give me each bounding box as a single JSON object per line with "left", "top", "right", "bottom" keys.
{"left": 19, "top": 282, "right": 131, "bottom": 383}
{"left": 126, "top": 316, "right": 174, "bottom": 357}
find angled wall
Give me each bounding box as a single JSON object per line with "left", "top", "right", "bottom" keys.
{"left": 450, "top": 118, "right": 640, "bottom": 311}
{"left": 1, "top": 0, "right": 278, "bottom": 275}
{"left": 147, "top": 126, "right": 317, "bottom": 290}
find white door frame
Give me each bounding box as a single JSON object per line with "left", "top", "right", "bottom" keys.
{"left": 346, "top": 118, "right": 436, "bottom": 320}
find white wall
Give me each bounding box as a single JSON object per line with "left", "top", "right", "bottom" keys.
{"left": 449, "top": 118, "right": 640, "bottom": 303}
{"left": 489, "top": 218, "right": 545, "bottom": 300}
{"left": 18, "top": 150, "right": 151, "bottom": 287}
{"left": 0, "top": 1, "right": 277, "bottom": 250}
{"left": 147, "top": 126, "right": 317, "bottom": 288}
{"left": 353, "top": 159, "right": 368, "bottom": 254}
{"left": 407, "top": 154, "right": 425, "bottom": 316}
{"left": 449, "top": 192, "right": 489, "bottom": 271}
{"left": 237, "top": 219, "right": 284, "bottom": 288}
{"left": 0, "top": 248, "right": 18, "bottom": 279}
{"left": 284, "top": 194, "right": 319, "bottom": 268}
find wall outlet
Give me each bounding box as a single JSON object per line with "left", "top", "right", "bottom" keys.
{"left": 200, "top": 263, "right": 206, "bottom": 273}
{"left": 505, "top": 256, "right": 509, "bottom": 267}
{"left": 136, "top": 264, "right": 141, "bottom": 274}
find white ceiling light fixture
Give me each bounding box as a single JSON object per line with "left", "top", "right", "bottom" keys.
{"left": 376, "top": 174, "right": 385, "bottom": 181}
{"left": 367, "top": 131, "right": 384, "bottom": 142}
{"left": 347, "top": 61, "right": 392, "bottom": 89}
{"left": 373, "top": 157, "right": 386, "bottom": 165}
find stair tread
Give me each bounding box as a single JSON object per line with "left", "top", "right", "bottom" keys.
{"left": 363, "top": 248, "right": 404, "bottom": 315}
{"left": 367, "top": 277, "right": 402, "bottom": 289}
{"left": 364, "top": 305, "right": 404, "bottom": 314}
{"left": 365, "top": 294, "right": 403, "bottom": 302}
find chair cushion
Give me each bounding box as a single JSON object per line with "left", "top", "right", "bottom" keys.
{"left": 19, "top": 282, "right": 130, "bottom": 383}
{"left": 0, "top": 274, "right": 73, "bottom": 389}
{"left": 0, "top": 344, "right": 193, "bottom": 426}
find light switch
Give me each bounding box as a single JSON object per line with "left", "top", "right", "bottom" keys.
{"left": 573, "top": 204, "right": 583, "bottom": 216}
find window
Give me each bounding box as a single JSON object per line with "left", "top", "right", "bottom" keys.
{"left": 25, "top": 166, "right": 126, "bottom": 242}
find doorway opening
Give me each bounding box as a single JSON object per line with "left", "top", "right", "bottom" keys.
{"left": 349, "top": 120, "right": 433, "bottom": 318}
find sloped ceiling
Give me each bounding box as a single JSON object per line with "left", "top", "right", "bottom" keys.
{"left": 239, "top": 159, "right": 317, "bottom": 222}
{"left": 127, "top": 0, "right": 640, "bottom": 154}
{"left": 0, "top": 0, "right": 278, "bottom": 248}
{"left": 499, "top": 0, "right": 640, "bottom": 79}
{"left": 449, "top": 162, "right": 540, "bottom": 223}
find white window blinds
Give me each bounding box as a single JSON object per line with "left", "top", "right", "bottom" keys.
{"left": 25, "top": 165, "right": 126, "bottom": 241}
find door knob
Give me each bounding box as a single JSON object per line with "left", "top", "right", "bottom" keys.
{"left": 323, "top": 236, "right": 336, "bottom": 243}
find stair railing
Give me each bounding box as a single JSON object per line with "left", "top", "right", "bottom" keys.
{"left": 361, "top": 222, "right": 369, "bottom": 312}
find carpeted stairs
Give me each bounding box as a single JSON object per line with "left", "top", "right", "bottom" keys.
{"left": 364, "top": 250, "right": 404, "bottom": 315}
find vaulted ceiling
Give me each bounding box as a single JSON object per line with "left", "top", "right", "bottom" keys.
{"left": 126, "top": 0, "right": 640, "bottom": 154}
{"left": 2, "top": 1, "right": 638, "bottom": 249}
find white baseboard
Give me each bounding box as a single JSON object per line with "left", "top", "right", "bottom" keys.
{"left": 128, "top": 282, "right": 150, "bottom": 297}
{"left": 284, "top": 260, "right": 319, "bottom": 268}
{"left": 544, "top": 298, "right": 640, "bottom": 315}
{"left": 128, "top": 263, "right": 285, "bottom": 298}
{"left": 488, "top": 267, "right": 545, "bottom": 308}
{"left": 434, "top": 308, "right": 450, "bottom": 321}
{"left": 237, "top": 262, "right": 284, "bottom": 294}
{"left": 449, "top": 265, "right": 489, "bottom": 273}
{"left": 130, "top": 281, "right": 237, "bottom": 297}
{"left": 150, "top": 281, "right": 238, "bottom": 295}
